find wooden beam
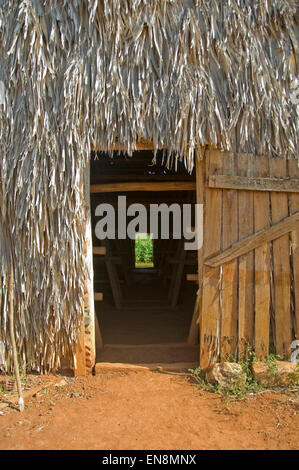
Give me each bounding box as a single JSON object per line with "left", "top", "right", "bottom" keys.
{"left": 237, "top": 153, "right": 254, "bottom": 357}
{"left": 200, "top": 150, "right": 222, "bottom": 369}
{"left": 186, "top": 273, "right": 198, "bottom": 282}
{"left": 220, "top": 151, "right": 238, "bottom": 359}
{"left": 188, "top": 292, "right": 201, "bottom": 345}
{"left": 82, "top": 159, "right": 96, "bottom": 373}
{"left": 90, "top": 182, "right": 196, "bottom": 193}
{"left": 101, "top": 239, "right": 122, "bottom": 309}
{"left": 188, "top": 151, "right": 205, "bottom": 347}
{"left": 95, "top": 314, "right": 103, "bottom": 352}
{"left": 208, "top": 175, "right": 299, "bottom": 193}
{"left": 168, "top": 241, "right": 186, "bottom": 308}
{"left": 205, "top": 211, "right": 299, "bottom": 268}
{"left": 91, "top": 140, "right": 166, "bottom": 152}
{"left": 94, "top": 292, "right": 103, "bottom": 301}
{"left": 167, "top": 257, "right": 196, "bottom": 265}
{"left": 93, "top": 246, "right": 107, "bottom": 255}
{"left": 74, "top": 320, "right": 86, "bottom": 377}
{"left": 270, "top": 158, "right": 291, "bottom": 359}
{"left": 253, "top": 156, "right": 271, "bottom": 359}
{"left": 289, "top": 159, "right": 299, "bottom": 341}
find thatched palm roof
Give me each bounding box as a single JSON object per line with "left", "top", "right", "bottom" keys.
{"left": 0, "top": 1, "right": 298, "bottom": 370}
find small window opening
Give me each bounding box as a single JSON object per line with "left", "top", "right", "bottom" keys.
{"left": 135, "top": 233, "right": 154, "bottom": 268}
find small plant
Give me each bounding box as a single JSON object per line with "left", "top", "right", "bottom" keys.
{"left": 190, "top": 346, "right": 299, "bottom": 400}
{"left": 264, "top": 353, "right": 280, "bottom": 373}
{"left": 188, "top": 367, "right": 220, "bottom": 394}
{"left": 190, "top": 347, "right": 263, "bottom": 400}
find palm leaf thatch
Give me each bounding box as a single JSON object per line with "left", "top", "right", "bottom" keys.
{"left": 0, "top": 0, "right": 298, "bottom": 371}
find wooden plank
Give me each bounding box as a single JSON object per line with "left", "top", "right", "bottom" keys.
{"left": 188, "top": 289, "right": 201, "bottom": 345}
{"left": 101, "top": 240, "right": 123, "bottom": 310}
{"left": 208, "top": 174, "right": 299, "bottom": 192}
{"left": 188, "top": 152, "right": 205, "bottom": 345}
{"left": 270, "top": 158, "right": 291, "bottom": 359}
{"left": 238, "top": 154, "right": 254, "bottom": 357}
{"left": 254, "top": 156, "right": 271, "bottom": 359}
{"left": 90, "top": 182, "right": 196, "bottom": 193}
{"left": 83, "top": 160, "right": 96, "bottom": 372}
{"left": 200, "top": 149, "right": 222, "bottom": 369}
{"left": 94, "top": 292, "right": 103, "bottom": 301}
{"left": 74, "top": 319, "right": 86, "bottom": 377}
{"left": 288, "top": 159, "right": 299, "bottom": 341}
{"left": 115, "top": 239, "right": 133, "bottom": 287}
{"left": 220, "top": 152, "right": 238, "bottom": 359}
{"left": 168, "top": 240, "right": 186, "bottom": 307}
{"left": 167, "top": 257, "right": 197, "bottom": 266}
{"left": 93, "top": 246, "right": 107, "bottom": 255}
{"left": 103, "top": 342, "right": 197, "bottom": 349}
{"left": 95, "top": 362, "right": 199, "bottom": 374}
{"left": 95, "top": 314, "right": 103, "bottom": 354}
{"left": 91, "top": 140, "right": 165, "bottom": 152}
{"left": 204, "top": 211, "right": 299, "bottom": 267}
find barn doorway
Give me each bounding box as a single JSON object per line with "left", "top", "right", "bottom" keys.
{"left": 90, "top": 150, "right": 200, "bottom": 365}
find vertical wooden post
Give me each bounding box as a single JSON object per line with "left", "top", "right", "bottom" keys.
{"left": 200, "top": 149, "right": 222, "bottom": 368}
{"left": 74, "top": 160, "right": 99, "bottom": 376}
{"left": 84, "top": 159, "right": 99, "bottom": 362}
{"left": 237, "top": 153, "right": 254, "bottom": 357}
{"left": 74, "top": 318, "right": 86, "bottom": 377}
{"left": 288, "top": 158, "right": 299, "bottom": 341}
{"left": 270, "top": 158, "right": 291, "bottom": 359}
{"left": 254, "top": 156, "right": 271, "bottom": 359}
{"left": 220, "top": 152, "right": 238, "bottom": 359}
{"left": 188, "top": 148, "right": 205, "bottom": 345}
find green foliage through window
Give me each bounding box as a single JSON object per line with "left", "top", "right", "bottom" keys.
{"left": 135, "top": 234, "right": 154, "bottom": 267}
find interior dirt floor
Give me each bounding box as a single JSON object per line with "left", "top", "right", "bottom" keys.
{"left": 97, "top": 343, "right": 200, "bottom": 364}
{"left": 0, "top": 372, "right": 298, "bottom": 450}
{"left": 97, "top": 273, "right": 196, "bottom": 346}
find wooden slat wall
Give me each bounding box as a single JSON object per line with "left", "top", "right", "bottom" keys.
{"left": 237, "top": 153, "right": 254, "bottom": 357}
{"left": 288, "top": 159, "right": 299, "bottom": 341}
{"left": 200, "top": 150, "right": 222, "bottom": 369}
{"left": 270, "top": 159, "right": 292, "bottom": 358}
{"left": 253, "top": 156, "right": 271, "bottom": 359}
{"left": 200, "top": 150, "right": 299, "bottom": 368}
{"left": 221, "top": 152, "right": 238, "bottom": 359}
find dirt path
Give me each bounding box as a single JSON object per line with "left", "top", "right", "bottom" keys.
{"left": 0, "top": 371, "right": 298, "bottom": 450}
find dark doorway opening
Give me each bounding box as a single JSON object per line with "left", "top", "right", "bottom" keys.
{"left": 90, "top": 150, "right": 199, "bottom": 364}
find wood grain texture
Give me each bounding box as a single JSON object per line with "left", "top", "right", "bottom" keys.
{"left": 237, "top": 154, "right": 254, "bottom": 357}
{"left": 200, "top": 150, "right": 222, "bottom": 369}
{"left": 74, "top": 319, "right": 86, "bottom": 377}
{"left": 220, "top": 152, "right": 238, "bottom": 359}
{"left": 253, "top": 156, "right": 271, "bottom": 359}
{"left": 288, "top": 159, "right": 299, "bottom": 341}
{"left": 204, "top": 212, "right": 299, "bottom": 267}
{"left": 270, "top": 158, "right": 291, "bottom": 359}
{"left": 208, "top": 175, "right": 299, "bottom": 192}
{"left": 188, "top": 150, "right": 205, "bottom": 345}
{"left": 90, "top": 182, "right": 196, "bottom": 193}
{"left": 93, "top": 246, "right": 107, "bottom": 255}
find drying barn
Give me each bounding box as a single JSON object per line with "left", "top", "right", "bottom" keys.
{"left": 0, "top": 1, "right": 298, "bottom": 375}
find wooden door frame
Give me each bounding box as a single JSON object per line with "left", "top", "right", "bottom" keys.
{"left": 74, "top": 143, "right": 203, "bottom": 375}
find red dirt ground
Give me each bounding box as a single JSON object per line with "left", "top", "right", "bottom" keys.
{"left": 0, "top": 371, "right": 298, "bottom": 450}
